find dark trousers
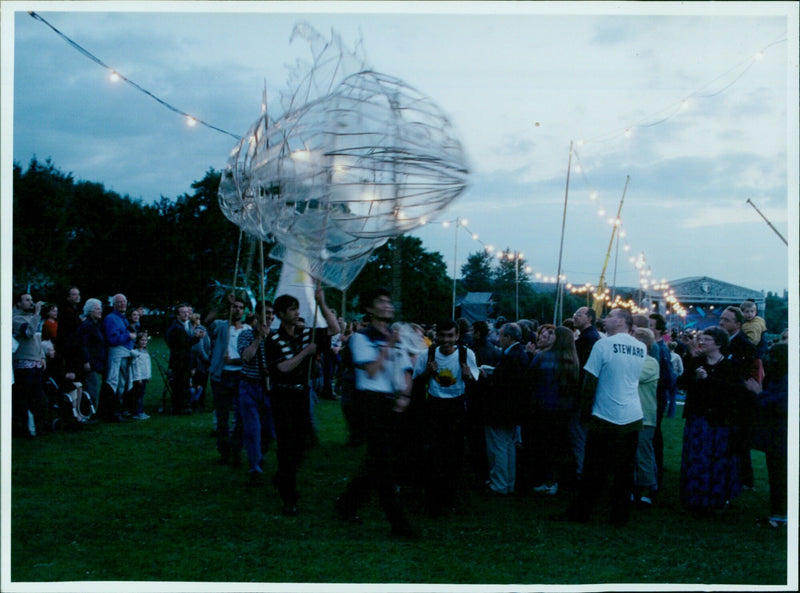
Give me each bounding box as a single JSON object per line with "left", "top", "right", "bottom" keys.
{"left": 425, "top": 395, "right": 466, "bottom": 514}
{"left": 527, "top": 408, "right": 575, "bottom": 490}
{"left": 765, "top": 446, "right": 787, "bottom": 516}
{"left": 212, "top": 372, "right": 242, "bottom": 461}
{"left": 271, "top": 386, "right": 311, "bottom": 506}
{"left": 569, "top": 419, "right": 640, "bottom": 526}
{"left": 124, "top": 380, "right": 147, "bottom": 415}
{"left": 337, "top": 390, "right": 409, "bottom": 529}
{"left": 733, "top": 431, "right": 755, "bottom": 488}
{"left": 170, "top": 368, "right": 191, "bottom": 413}
{"left": 12, "top": 367, "right": 48, "bottom": 437}
{"left": 465, "top": 398, "right": 489, "bottom": 486}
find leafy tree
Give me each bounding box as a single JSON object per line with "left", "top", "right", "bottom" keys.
{"left": 460, "top": 249, "right": 495, "bottom": 292}
{"left": 764, "top": 292, "right": 788, "bottom": 333}
{"left": 348, "top": 235, "right": 452, "bottom": 324}
{"left": 492, "top": 248, "right": 534, "bottom": 320}
{"left": 12, "top": 157, "right": 76, "bottom": 296}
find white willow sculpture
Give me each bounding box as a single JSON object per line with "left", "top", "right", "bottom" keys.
{"left": 218, "top": 23, "right": 470, "bottom": 289}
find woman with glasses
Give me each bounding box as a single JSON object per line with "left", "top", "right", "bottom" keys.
{"left": 678, "top": 326, "right": 743, "bottom": 516}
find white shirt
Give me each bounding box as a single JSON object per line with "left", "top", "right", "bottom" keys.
{"left": 350, "top": 330, "right": 413, "bottom": 394}
{"left": 129, "top": 349, "right": 152, "bottom": 382}
{"left": 412, "top": 346, "right": 479, "bottom": 398}
{"left": 584, "top": 332, "right": 646, "bottom": 425}
{"left": 224, "top": 325, "right": 246, "bottom": 371}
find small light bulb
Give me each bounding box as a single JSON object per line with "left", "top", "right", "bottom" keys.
{"left": 186, "top": 116, "right": 197, "bottom": 127}
{"left": 109, "top": 70, "right": 120, "bottom": 82}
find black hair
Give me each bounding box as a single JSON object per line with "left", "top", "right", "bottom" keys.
{"left": 360, "top": 287, "right": 391, "bottom": 312}
{"left": 436, "top": 319, "right": 458, "bottom": 334}
{"left": 648, "top": 313, "right": 667, "bottom": 332}
{"left": 255, "top": 300, "right": 274, "bottom": 315}
{"left": 273, "top": 295, "right": 299, "bottom": 316}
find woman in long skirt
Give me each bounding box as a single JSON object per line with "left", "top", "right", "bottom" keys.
{"left": 679, "top": 326, "right": 743, "bottom": 515}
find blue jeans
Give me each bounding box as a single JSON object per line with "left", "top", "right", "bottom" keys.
{"left": 237, "top": 379, "right": 274, "bottom": 473}
{"left": 212, "top": 371, "right": 242, "bottom": 460}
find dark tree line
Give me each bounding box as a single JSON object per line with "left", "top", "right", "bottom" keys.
{"left": 11, "top": 158, "right": 455, "bottom": 324}
{"left": 13, "top": 158, "right": 240, "bottom": 312}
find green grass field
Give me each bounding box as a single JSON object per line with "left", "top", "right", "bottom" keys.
{"left": 8, "top": 338, "right": 790, "bottom": 589}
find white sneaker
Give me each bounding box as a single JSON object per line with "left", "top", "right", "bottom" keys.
{"left": 132, "top": 413, "right": 150, "bottom": 420}
{"left": 533, "top": 482, "right": 558, "bottom": 495}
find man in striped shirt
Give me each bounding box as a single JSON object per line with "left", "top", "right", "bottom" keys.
{"left": 265, "top": 285, "right": 339, "bottom": 517}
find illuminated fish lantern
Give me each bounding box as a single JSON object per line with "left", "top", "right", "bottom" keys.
{"left": 218, "top": 23, "right": 469, "bottom": 290}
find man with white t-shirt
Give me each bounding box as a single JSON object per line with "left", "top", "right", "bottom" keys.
{"left": 563, "top": 307, "right": 646, "bottom": 526}
{"left": 413, "top": 319, "right": 480, "bottom": 516}
{"left": 205, "top": 294, "right": 252, "bottom": 466}
{"left": 335, "top": 287, "right": 417, "bottom": 538}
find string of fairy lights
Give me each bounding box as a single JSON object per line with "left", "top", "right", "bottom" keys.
{"left": 418, "top": 32, "right": 786, "bottom": 318}
{"left": 28, "top": 11, "right": 787, "bottom": 319}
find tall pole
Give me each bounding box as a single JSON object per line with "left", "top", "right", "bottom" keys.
{"left": 515, "top": 253, "right": 520, "bottom": 321}
{"left": 553, "top": 141, "right": 573, "bottom": 326}
{"left": 746, "top": 198, "right": 788, "bottom": 246}
{"left": 593, "top": 175, "right": 629, "bottom": 317}
{"left": 451, "top": 220, "right": 459, "bottom": 319}
{"left": 611, "top": 228, "right": 621, "bottom": 303}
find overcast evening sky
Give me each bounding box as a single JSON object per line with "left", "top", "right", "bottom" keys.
{"left": 1, "top": 4, "right": 799, "bottom": 593}
{"left": 2, "top": 1, "right": 798, "bottom": 299}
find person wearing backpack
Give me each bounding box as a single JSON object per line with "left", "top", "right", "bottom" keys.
{"left": 412, "top": 319, "right": 479, "bottom": 517}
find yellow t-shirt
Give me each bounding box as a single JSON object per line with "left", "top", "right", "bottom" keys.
{"left": 742, "top": 316, "right": 767, "bottom": 345}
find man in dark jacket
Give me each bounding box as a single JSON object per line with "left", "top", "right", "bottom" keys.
{"left": 571, "top": 306, "right": 601, "bottom": 478}
{"left": 718, "top": 305, "right": 758, "bottom": 488}
{"left": 166, "top": 303, "right": 204, "bottom": 415}
{"left": 484, "top": 322, "right": 528, "bottom": 495}
{"left": 76, "top": 298, "right": 106, "bottom": 414}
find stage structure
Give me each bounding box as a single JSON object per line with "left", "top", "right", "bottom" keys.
{"left": 218, "top": 22, "right": 470, "bottom": 323}
{"left": 653, "top": 276, "right": 765, "bottom": 331}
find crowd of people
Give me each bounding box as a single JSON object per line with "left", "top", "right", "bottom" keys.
{"left": 11, "top": 284, "right": 789, "bottom": 537}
